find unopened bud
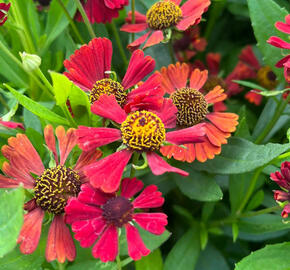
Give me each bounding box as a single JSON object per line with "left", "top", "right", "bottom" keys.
{"left": 19, "top": 52, "right": 41, "bottom": 72}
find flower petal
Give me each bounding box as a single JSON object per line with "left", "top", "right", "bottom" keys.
{"left": 154, "top": 99, "right": 177, "bottom": 128}
{"left": 133, "top": 213, "right": 167, "bottom": 235}
{"left": 133, "top": 185, "right": 164, "bottom": 209}
{"left": 143, "top": 30, "right": 164, "bottom": 49}
{"left": 204, "top": 86, "right": 227, "bottom": 104}
{"left": 245, "top": 90, "right": 263, "bottom": 105}
{"left": 121, "top": 178, "right": 144, "bottom": 198}
{"left": 267, "top": 36, "right": 290, "bottom": 50}
{"left": 127, "top": 31, "right": 151, "bottom": 52}
{"left": 120, "top": 23, "right": 148, "bottom": 33}
{"left": 239, "top": 46, "right": 261, "bottom": 70}
{"left": 206, "top": 112, "right": 239, "bottom": 133}
{"left": 44, "top": 125, "right": 58, "bottom": 165}
{"left": 189, "top": 68, "right": 208, "bottom": 90}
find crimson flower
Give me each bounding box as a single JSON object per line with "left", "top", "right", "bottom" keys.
{"left": 64, "top": 37, "right": 163, "bottom": 112}
{"left": 121, "top": 0, "right": 210, "bottom": 50}
{"left": 75, "top": 0, "right": 128, "bottom": 23}
{"left": 0, "top": 125, "right": 102, "bottom": 262}
{"left": 0, "top": 119, "right": 24, "bottom": 130}
{"left": 0, "top": 2, "right": 10, "bottom": 26}
{"left": 270, "top": 161, "right": 290, "bottom": 218}
{"left": 157, "top": 63, "right": 239, "bottom": 163}
{"left": 65, "top": 177, "right": 167, "bottom": 262}
{"left": 267, "top": 15, "right": 290, "bottom": 83}
{"left": 76, "top": 94, "right": 206, "bottom": 193}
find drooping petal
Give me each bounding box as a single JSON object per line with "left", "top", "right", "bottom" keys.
{"left": 147, "top": 152, "right": 188, "bottom": 176}
{"left": 239, "top": 46, "right": 261, "bottom": 70}
{"left": 18, "top": 207, "right": 44, "bottom": 254}
{"left": 204, "top": 86, "right": 227, "bottom": 104}
{"left": 76, "top": 126, "right": 121, "bottom": 151}
{"left": 206, "top": 53, "right": 221, "bottom": 76}
{"left": 127, "top": 31, "right": 152, "bottom": 52}
{"left": 91, "top": 94, "right": 127, "bottom": 124}
{"left": 125, "top": 10, "right": 147, "bottom": 24}
{"left": 64, "top": 37, "right": 112, "bottom": 91}
{"left": 44, "top": 125, "right": 58, "bottom": 165}
{"left": 0, "top": 174, "right": 32, "bottom": 189}
{"left": 245, "top": 90, "right": 263, "bottom": 105}
{"left": 85, "top": 150, "right": 133, "bottom": 193}
{"left": 206, "top": 112, "right": 239, "bottom": 133}
{"left": 189, "top": 68, "right": 208, "bottom": 90}
{"left": 46, "top": 215, "right": 75, "bottom": 263}
{"left": 205, "top": 122, "right": 230, "bottom": 147}
{"left": 154, "top": 99, "right": 177, "bottom": 128}
{"left": 267, "top": 36, "right": 290, "bottom": 50}
{"left": 92, "top": 225, "right": 118, "bottom": 262}
{"left": 133, "top": 185, "right": 164, "bottom": 209}
{"left": 125, "top": 224, "right": 150, "bottom": 260}
{"left": 160, "top": 144, "right": 190, "bottom": 162}
{"left": 275, "top": 15, "right": 290, "bottom": 34}
{"left": 122, "top": 50, "right": 155, "bottom": 89}
{"left": 143, "top": 30, "right": 164, "bottom": 49}
{"left": 133, "top": 213, "right": 167, "bottom": 235}
{"left": 55, "top": 126, "right": 77, "bottom": 165}
{"left": 165, "top": 123, "right": 205, "bottom": 145}
{"left": 120, "top": 23, "right": 148, "bottom": 33}
{"left": 0, "top": 120, "right": 24, "bottom": 130}
{"left": 121, "top": 178, "right": 144, "bottom": 199}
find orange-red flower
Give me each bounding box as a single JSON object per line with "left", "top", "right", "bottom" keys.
{"left": 157, "top": 63, "right": 239, "bottom": 163}
{"left": 0, "top": 125, "right": 102, "bottom": 262}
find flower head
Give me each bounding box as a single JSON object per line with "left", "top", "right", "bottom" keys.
{"left": 121, "top": 0, "right": 210, "bottom": 50}
{"left": 0, "top": 125, "right": 102, "bottom": 262}
{"left": 270, "top": 161, "right": 290, "bottom": 218}
{"left": 76, "top": 94, "right": 206, "bottom": 193}
{"left": 75, "top": 0, "right": 128, "bottom": 23}
{"left": 157, "top": 63, "right": 239, "bottom": 163}
{"left": 64, "top": 37, "right": 163, "bottom": 112}
{"left": 65, "top": 177, "right": 167, "bottom": 262}
{"left": 0, "top": 3, "right": 11, "bottom": 26}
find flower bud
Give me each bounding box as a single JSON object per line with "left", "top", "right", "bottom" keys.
{"left": 19, "top": 52, "right": 41, "bottom": 72}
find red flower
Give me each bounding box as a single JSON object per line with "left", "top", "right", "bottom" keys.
{"left": 65, "top": 177, "right": 167, "bottom": 262}
{"left": 157, "top": 63, "right": 239, "bottom": 163}
{"left": 0, "top": 3, "right": 10, "bottom": 26}
{"left": 0, "top": 119, "right": 24, "bottom": 130}
{"left": 0, "top": 125, "right": 102, "bottom": 262}
{"left": 270, "top": 161, "right": 290, "bottom": 218}
{"left": 75, "top": 0, "right": 128, "bottom": 23}
{"left": 267, "top": 14, "right": 290, "bottom": 83}
{"left": 76, "top": 94, "right": 206, "bottom": 193}
{"left": 64, "top": 37, "right": 163, "bottom": 112}
{"left": 121, "top": 0, "right": 210, "bottom": 50}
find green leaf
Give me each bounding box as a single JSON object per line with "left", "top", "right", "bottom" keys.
{"left": 233, "top": 80, "right": 268, "bottom": 92}
{"left": 247, "top": 0, "right": 289, "bottom": 80}
{"left": 235, "top": 106, "right": 251, "bottom": 140}
{"left": 164, "top": 226, "right": 200, "bottom": 270}
{"left": 246, "top": 190, "right": 264, "bottom": 211}
{"left": 67, "top": 261, "right": 116, "bottom": 270}
{"left": 189, "top": 137, "right": 290, "bottom": 174}
{"left": 135, "top": 249, "right": 163, "bottom": 270}
{"left": 254, "top": 89, "right": 290, "bottom": 97}
{"left": 0, "top": 188, "right": 24, "bottom": 258}
{"left": 232, "top": 223, "right": 239, "bottom": 242}
{"left": 175, "top": 169, "right": 223, "bottom": 202}
{"left": 5, "top": 84, "right": 69, "bottom": 125}
{"left": 200, "top": 224, "right": 208, "bottom": 250}
{"left": 235, "top": 242, "right": 290, "bottom": 270}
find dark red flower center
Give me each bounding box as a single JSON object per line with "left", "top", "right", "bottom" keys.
{"left": 102, "top": 196, "right": 134, "bottom": 227}
{"left": 203, "top": 75, "right": 227, "bottom": 93}
{"left": 120, "top": 110, "right": 166, "bottom": 152}
{"left": 34, "top": 165, "right": 81, "bottom": 215}
{"left": 257, "top": 66, "right": 277, "bottom": 90}
{"left": 90, "top": 78, "right": 127, "bottom": 106}
{"left": 146, "top": 1, "right": 182, "bottom": 30}
{"left": 171, "top": 87, "right": 208, "bottom": 127}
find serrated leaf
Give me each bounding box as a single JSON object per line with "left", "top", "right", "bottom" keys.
{"left": 235, "top": 242, "right": 290, "bottom": 270}
{"left": 0, "top": 188, "right": 24, "bottom": 257}
{"left": 5, "top": 84, "right": 69, "bottom": 125}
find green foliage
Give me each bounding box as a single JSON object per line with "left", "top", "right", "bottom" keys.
{"left": 135, "top": 249, "right": 163, "bottom": 270}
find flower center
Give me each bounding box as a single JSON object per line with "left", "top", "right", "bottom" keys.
{"left": 34, "top": 165, "right": 81, "bottom": 215}
{"left": 203, "top": 75, "right": 227, "bottom": 93}
{"left": 257, "top": 66, "right": 277, "bottom": 90}
{"left": 171, "top": 87, "right": 208, "bottom": 127}
{"left": 90, "top": 78, "right": 127, "bottom": 106}
{"left": 121, "top": 110, "right": 166, "bottom": 152}
{"left": 102, "top": 196, "right": 133, "bottom": 227}
{"left": 146, "top": 1, "right": 182, "bottom": 30}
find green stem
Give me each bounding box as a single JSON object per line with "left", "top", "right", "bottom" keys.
{"left": 130, "top": 153, "right": 140, "bottom": 178}
{"left": 131, "top": 0, "right": 135, "bottom": 41}
{"left": 35, "top": 68, "right": 54, "bottom": 96}
{"left": 74, "top": 0, "right": 96, "bottom": 39}
{"left": 236, "top": 167, "right": 263, "bottom": 215}
{"left": 0, "top": 94, "right": 10, "bottom": 111}
{"left": 56, "top": 0, "right": 85, "bottom": 44}
{"left": 116, "top": 255, "right": 122, "bottom": 270}
{"left": 255, "top": 94, "right": 290, "bottom": 144}
{"left": 111, "top": 20, "right": 128, "bottom": 67}
{"left": 62, "top": 105, "right": 78, "bottom": 128}
{"left": 57, "top": 262, "right": 65, "bottom": 270}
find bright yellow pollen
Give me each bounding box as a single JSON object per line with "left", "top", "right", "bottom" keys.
{"left": 256, "top": 66, "right": 277, "bottom": 90}
{"left": 120, "top": 111, "right": 166, "bottom": 151}
{"left": 171, "top": 87, "right": 208, "bottom": 127}
{"left": 146, "top": 1, "right": 182, "bottom": 30}
{"left": 90, "top": 78, "right": 127, "bottom": 106}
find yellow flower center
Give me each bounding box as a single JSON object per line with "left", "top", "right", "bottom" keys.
{"left": 256, "top": 66, "right": 277, "bottom": 90}
{"left": 146, "top": 1, "right": 182, "bottom": 30}
{"left": 171, "top": 87, "right": 208, "bottom": 127}
{"left": 34, "top": 165, "right": 81, "bottom": 215}
{"left": 90, "top": 78, "right": 127, "bottom": 106}
{"left": 121, "top": 111, "right": 166, "bottom": 151}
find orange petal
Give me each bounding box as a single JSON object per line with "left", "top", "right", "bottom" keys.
{"left": 206, "top": 112, "right": 239, "bottom": 133}
{"left": 184, "top": 143, "right": 196, "bottom": 163}
{"left": 44, "top": 125, "right": 58, "bottom": 165}
{"left": 160, "top": 145, "right": 187, "bottom": 162}
{"left": 195, "top": 143, "right": 207, "bottom": 162}
{"left": 205, "top": 122, "right": 230, "bottom": 147}
{"left": 205, "top": 85, "right": 227, "bottom": 104}
{"left": 202, "top": 139, "right": 221, "bottom": 159}
{"left": 189, "top": 68, "right": 208, "bottom": 90}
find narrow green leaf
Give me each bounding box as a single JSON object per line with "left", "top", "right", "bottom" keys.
{"left": 246, "top": 190, "right": 264, "bottom": 211}
{"left": 200, "top": 224, "right": 208, "bottom": 250}
{"left": 232, "top": 223, "right": 239, "bottom": 242}
{"left": 233, "top": 80, "right": 268, "bottom": 92}
{"left": 5, "top": 84, "right": 69, "bottom": 125}
{"left": 254, "top": 89, "right": 289, "bottom": 97}
{"left": 0, "top": 188, "right": 24, "bottom": 257}
{"left": 135, "top": 249, "right": 163, "bottom": 270}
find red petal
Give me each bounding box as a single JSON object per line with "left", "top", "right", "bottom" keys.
{"left": 133, "top": 185, "right": 164, "bottom": 209}
{"left": 239, "top": 46, "right": 261, "bottom": 70}
{"left": 46, "top": 215, "right": 76, "bottom": 263}
{"left": 206, "top": 53, "right": 220, "bottom": 76}
{"left": 143, "top": 30, "right": 164, "bottom": 49}
{"left": 267, "top": 36, "right": 290, "bottom": 49}
{"left": 0, "top": 174, "right": 29, "bottom": 188}
{"left": 120, "top": 23, "right": 148, "bottom": 33}
{"left": 18, "top": 207, "right": 44, "bottom": 254}
{"left": 44, "top": 125, "right": 58, "bottom": 165}
{"left": 127, "top": 31, "right": 151, "bottom": 52}
{"left": 189, "top": 68, "right": 208, "bottom": 90}
{"left": 121, "top": 178, "right": 144, "bottom": 198}
{"left": 85, "top": 150, "right": 132, "bottom": 193}
{"left": 91, "top": 94, "right": 127, "bottom": 124}
{"left": 133, "top": 213, "right": 167, "bottom": 235}
{"left": 125, "top": 224, "right": 150, "bottom": 260}
{"left": 245, "top": 90, "right": 263, "bottom": 105}
{"left": 154, "top": 99, "right": 177, "bottom": 128}
{"left": 205, "top": 86, "right": 227, "bottom": 104}
{"left": 147, "top": 152, "right": 188, "bottom": 176}
{"left": 0, "top": 120, "right": 24, "bottom": 130}
{"left": 92, "top": 225, "right": 118, "bottom": 262}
